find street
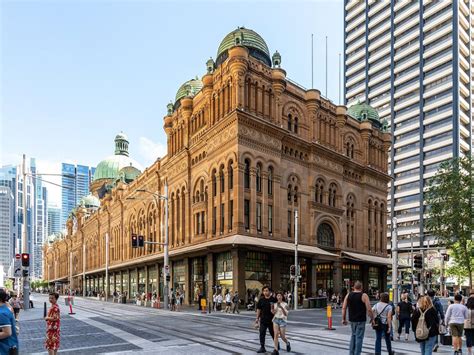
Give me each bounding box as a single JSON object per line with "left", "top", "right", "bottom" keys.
{"left": 18, "top": 293, "right": 457, "bottom": 354}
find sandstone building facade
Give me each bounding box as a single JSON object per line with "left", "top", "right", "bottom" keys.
{"left": 43, "top": 27, "right": 391, "bottom": 304}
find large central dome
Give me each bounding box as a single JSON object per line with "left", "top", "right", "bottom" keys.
{"left": 216, "top": 27, "right": 271, "bottom": 67}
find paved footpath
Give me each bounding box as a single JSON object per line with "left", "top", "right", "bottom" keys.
{"left": 17, "top": 293, "right": 458, "bottom": 354}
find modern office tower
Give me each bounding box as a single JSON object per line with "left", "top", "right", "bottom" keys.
{"left": 0, "top": 165, "right": 17, "bottom": 259}
{"left": 344, "top": 1, "right": 473, "bottom": 251}
{"left": 47, "top": 206, "right": 61, "bottom": 236}
{"left": 61, "top": 163, "right": 95, "bottom": 228}
{"left": 0, "top": 187, "right": 14, "bottom": 273}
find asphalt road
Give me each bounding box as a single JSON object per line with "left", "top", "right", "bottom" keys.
{"left": 18, "top": 293, "right": 457, "bottom": 354}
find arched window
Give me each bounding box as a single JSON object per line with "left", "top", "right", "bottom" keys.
{"left": 212, "top": 170, "right": 217, "bottom": 197}
{"left": 287, "top": 114, "right": 292, "bottom": 131}
{"left": 268, "top": 166, "right": 273, "bottom": 196}
{"left": 219, "top": 165, "right": 225, "bottom": 193}
{"left": 317, "top": 223, "right": 335, "bottom": 247}
{"left": 328, "top": 183, "right": 337, "bottom": 207}
{"left": 346, "top": 195, "right": 355, "bottom": 248}
{"left": 287, "top": 184, "right": 292, "bottom": 202}
{"left": 256, "top": 163, "right": 262, "bottom": 192}
{"left": 244, "top": 159, "right": 250, "bottom": 189}
{"left": 380, "top": 203, "right": 385, "bottom": 253}
{"left": 345, "top": 139, "right": 355, "bottom": 159}
{"left": 315, "top": 179, "right": 324, "bottom": 204}
{"left": 294, "top": 186, "right": 298, "bottom": 203}
{"left": 294, "top": 117, "right": 298, "bottom": 134}
{"left": 228, "top": 161, "right": 234, "bottom": 189}
{"left": 368, "top": 199, "right": 372, "bottom": 252}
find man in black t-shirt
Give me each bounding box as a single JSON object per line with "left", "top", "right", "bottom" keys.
{"left": 255, "top": 286, "right": 277, "bottom": 353}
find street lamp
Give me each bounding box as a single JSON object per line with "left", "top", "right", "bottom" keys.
{"left": 391, "top": 217, "right": 399, "bottom": 305}
{"left": 129, "top": 181, "right": 169, "bottom": 309}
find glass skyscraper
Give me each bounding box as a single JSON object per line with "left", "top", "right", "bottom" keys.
{"left": 47, "top": 206, "right": 61, "bottom": 236}
{"left": 61, "top": 163, "right": 95, "bottom": 228}
{"left": 344, "top": 0, "right": 473, "bottom": 251}
{"left": 0, "top": 187, "right": 14, "bottom": 272}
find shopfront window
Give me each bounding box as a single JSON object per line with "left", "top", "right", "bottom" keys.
{"left": 316, "top": 263, "right": 334, "bottom": 292}
{"left": 115, "top": 273, "right": 121, "bottom": 294}
{"left": 245, "top": 251, "right": 271, "bottom": 294}
{"left": 122, "top": 272, "right": 129, "bottom": 298}
{"left": 368, "top": 266, "right": 380, "bottom": 296}
{"left": 130, "top": 270, "right": 137, "bottom": 297}
{"left": 342, "top": 264, "right": 361, "bottom": 289}
{"left": 191, "top": 257, "right": 207, "bottom": 304}
{"left": 148, "top": 267, "right": 158, "bottom": 295}
{"left": 215, "top": 252, "right": 233, "bottom": 294}
{"left": 138, "top": 268, "right": 146, "bottom": 295}
{"left": 173, "top": 260, "right": 186, "bottom": 294}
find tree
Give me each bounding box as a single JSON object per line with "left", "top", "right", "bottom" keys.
{"left": 425, "top": 156, "right": 474, "bottom": 289}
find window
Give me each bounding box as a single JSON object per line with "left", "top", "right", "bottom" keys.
{"left": 294, "top": 186, "right": 298, "bottom": 203}
{"left": 256, "top": 163, "right": 262, "bottom": 192}
{"left": 315, "top": 179, "right": 324, "bottom": 203}
{"left": 220, "top": 166, "right": 225, "bottom": 193}
{"left": 287, "top": 184, "right": 292, "bottom": 202}
{"left": 256, "top": 202, "right": 262, "bottom": 232}
{"left": 346, "top": 141, "right": 355, "bottom": 158}
{"left": 317, "top": 223, "right": 335, "bottom": 247}
{"left": 268, "top": 167, "right": 273, "bottom": 195}
{"left": 228, "top": 162, "right": 234, "bottom": 189}
{"left": 287, "top": 210, "right": 292, "bottom": 238}
{"left": 229, "top": 200, "right": 233, "bottom": 229}
{"left": 268, "top": 205, "right": 273, "bottom": 234}
{"left": 328, "top": 183, "right": 337, "bottom": 207}
{"left": 244, "top": 159, "right": 250, "bottom": 189}
{"left": 294, "top": 117, "right": 298, "bottom": 134}
{"left": 201, "top": 212, "right": 205, "bottom": 234}
{"left": 220, "top": 203, "right": 225, "bottom": 233}
{"left": 287, "top": 114, "right": 292, "bottom": 131}
{"left": 244, "top": 199, "right": 250, "bottom": 230}
{"left": 346, "top": 195, "right": 355, "bottom": 248}
{"left": 212, "top": 170, "right": 217, "bottom": 197}
{"left": 196, "top": 212, "right": 201, "bottom": 234}
{"left": 212, "top": 206, "right": 216, "bottom": 234}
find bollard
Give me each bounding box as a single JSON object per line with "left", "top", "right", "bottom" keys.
{"left": 200, "top": 298, "right": 207, "bottom": 314}
{"left": 326, "top": 305, "right": 335, "bottom": 330}
{"left": 68, "top": 295, "right": 76, "bottom": 315}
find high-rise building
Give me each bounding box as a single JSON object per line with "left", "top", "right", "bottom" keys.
{"left": 61, "top": 163, "right": 95, "bottom": 228}
{"left": 0, "top": 165, "right": 17, "bottom": 260}
{"left": 0, "top": 187, "right": 14, "bottom": 272}
{"left": 344, "top": 1, "right": 473, "bottom": 251}
{"left": 47, "top": 206, "right": 61, "bottom": 236}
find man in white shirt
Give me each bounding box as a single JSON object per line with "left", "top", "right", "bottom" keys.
{"left": 446, "top": 293, "right": 468, "bottom": 355}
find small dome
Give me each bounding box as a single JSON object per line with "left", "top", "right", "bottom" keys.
{"left": 216, "top": 27, "right": 271, "bottom": 67}
{"left": 80, "top": 194, "right": 100, "bottom": 209}
{"left": 115, "top": 132, "right": 128, "bottom": 141}
{"left": 347, "top": 102, "right": 381, "bottom": 127}
{"left": 175, "top": 78, "right": 203, "bottom": 104}
{"left": 118, "top": 164, "right": 141, "bottom": 183}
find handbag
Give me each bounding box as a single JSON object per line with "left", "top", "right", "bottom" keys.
{"left": 372, "top": 304, "right": 389, "bottom": 330}
{"left": 464, "top": 309, "right": 474, "bottom": 329}
{"left": 439, "top": 323, "right": 447, "bottom": 334}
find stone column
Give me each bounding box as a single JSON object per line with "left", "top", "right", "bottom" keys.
{"left": 274, "top": 175, "right": 282, "bottom": 235}
{"left": 311, "top": 260, "right": 318, "bottom": 297}
{"left": 207, "top": 253, "right": 214, "bottom": 308}
{"left": 250, "top": 168, "right": 257, "bottom": 234}
{"left": 362, "top": 264, "right": 369, "bottom": 292}
{"left": 271, "top": 252, "right": 281, "bottom": 292}
{"left": 184, "top": 257, "right": 190, "bottom": 305}
{"left": 333, "top": 261, "right": 343, "bottom": 294}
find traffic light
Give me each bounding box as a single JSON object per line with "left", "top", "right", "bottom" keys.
{"left": 138, "top": 235, "right": 144, "bottom": 248}
{"left": 414, "top": 254, "right": 422, "bottom": 269}
{"left": 131, "top": 234, "right": 138, "bottom": 248}
{"left": 290, "top": 265, "right": 296, "bottom": 277}
{"left": 443, "top": 254, "right": 450, "bottom": 262}
{"left": 22, "top": 269, "right": 29, "bottom": 277}
{"left": 21, "top": 253, "right": 29, "bottom": 267}
{"left": 166, "top": 275, "right": 171, "bottom": 282}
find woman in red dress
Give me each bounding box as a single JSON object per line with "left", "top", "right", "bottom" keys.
{"left": 44, "top": 292, "right": 60, "bottom": 355}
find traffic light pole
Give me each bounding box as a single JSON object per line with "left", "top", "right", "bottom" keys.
{"left": 163, "top": 181, "right": 169, "bottom": 310}
{"left": 21, "top": 154, "right": 30, "bottom": 310}
{"left": 294, "top": 210, "right": 298, "bottom": 311}
{"left": 391, "top": 217, "right": 398, "bottom": 305}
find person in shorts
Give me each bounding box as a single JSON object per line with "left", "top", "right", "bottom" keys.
{"left": 271, "top": 291, "right": 291, "bottom": 355}
{"left": 446, "top": 293, "right": 468, "bottom": 355}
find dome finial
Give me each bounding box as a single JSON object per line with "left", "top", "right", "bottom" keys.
{"left": 167, "top": 101, "right": 174, "bottom": 115}
{"left": 272, "top": 50, "right": 281, "bottom": 68}
{"left": 114, "top": 132, "right": 129, "bottom": 156}
{"left": 206, "top": 57, "right": 215, "bottom": 74}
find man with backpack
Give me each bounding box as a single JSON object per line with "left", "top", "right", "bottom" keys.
{"left": 342, "top": 281, "right": 375, "bottom": 355}
{"left": 427, "top": 289, "right": 444, "bottom": 352}
{"left": 412, "top": 295, "right": 440, "bottom": 355}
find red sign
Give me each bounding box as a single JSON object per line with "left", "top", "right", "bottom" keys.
{"left": 15, "top": 254, "right": 20, "bottom": 260}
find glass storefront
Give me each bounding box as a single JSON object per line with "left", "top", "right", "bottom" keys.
{"left": 131, "top": 270, "right": 137, "bottom": 297}
{"left": 215, "top": 252, "right": 233, "bottom": 294}
{"left": 98, "top": 276, "right": 103, "bottom": 292}
{"left": 115, "top": 273, "right": 121, "bottom": 294}
{"left": 191, "top": 257, "right": 207, "bottom": 304}
{"left": 368, "top": 266, "right": 380, "bottom": 296}
{"left": 245, "top": 251, "right": 271, "bottom": 294}
{"left": 149, "top": 266, "right": 158, "bottom": 295}
{"left": 173, "top": 260, "right": 186, "bottom": 294}
{"left": 279, "top": 255, "right": 306, "bottom": 298}
{"left": 138, "top": 268, "right": 146, "bottom": 295}
{"left": 123, "top": 272, "right": 129, "bottom": 297}
{"left": 316, "top": 263, "right": 334, "bottom": 293}
{"left": 342, "top": 264, "right": 361, "bottom": 289}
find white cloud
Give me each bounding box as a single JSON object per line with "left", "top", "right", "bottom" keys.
{"left": 138, "top": 136, "right": 167, "bottom": 166}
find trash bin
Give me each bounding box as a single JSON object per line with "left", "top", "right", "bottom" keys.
{"left": 303, "top": 298, "right": 309, "bottom": 309}
{"left": 316, "top": 297, "right": 327, "bottom": 308}
{"left": 198, "top": 295, "right": 202, "bottom": 310}
{"left": 121, "top": 295, "right": 127, "bottom": 304}
{"left": 309, "top": 298, "right": 316, "bottom": 308}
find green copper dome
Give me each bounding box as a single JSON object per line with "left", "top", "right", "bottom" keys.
{"left": 175, "top": 78, "right": 203, "bottom": 104}
{"left": 347, "top": 102, "right": 381, "bottom": 126}
{"left": 80, "top": 193, "right": 100, "bottom": 209}
{"left": 93, "top": 133, "right": 142, "bottom": 181}
{"left": 216, "top": 27, "right": 271, "bottom": 67}
{"left": 118, "top": 164, "right": 141, "bottom": 183}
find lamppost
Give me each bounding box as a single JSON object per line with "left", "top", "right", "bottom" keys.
{"left": 391, "top": 217, "right": 399, "bottom": 305}
{"left": 130, "top": 181, "right": 169, "bottom": 309}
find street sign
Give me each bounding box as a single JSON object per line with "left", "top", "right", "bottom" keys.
{"left": 15, "top": 254, "right": 21, "bottom": 260}
{"left": 13, "top": 259, "right": 21, "bottom": 277}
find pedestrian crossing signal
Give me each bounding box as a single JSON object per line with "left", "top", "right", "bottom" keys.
{"left": 138, "top": 235, "right": 144, "bottom": 247}
{"left": 21, "top": 253, "right": 30, "bottom": 267}
{"left": 131, "top": 234, "right": 138, "bottom": 248}
{"left": 414, "top": 254, "right": 422, "bottom": 269}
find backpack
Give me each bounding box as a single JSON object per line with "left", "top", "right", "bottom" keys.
{"left": 416, "top": 307, "right": 431, "bottom": 340}
{"left": 372, "top": 304, "right": 389, "bottom": 330}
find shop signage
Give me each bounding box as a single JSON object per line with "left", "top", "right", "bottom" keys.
{"left": 217, "top": 272, "right": 225, "bottom": 280}
{"left": 224, "top": 272, "right": 233, "bottom": 279}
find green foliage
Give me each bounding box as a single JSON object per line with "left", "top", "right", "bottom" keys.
{"left": 3, "top": 279, "right": 13, "bottom": 290}
{"left": 425, "top": 157, "right": 474, "bottom": 288}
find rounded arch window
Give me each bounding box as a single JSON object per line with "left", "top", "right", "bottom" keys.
{"left": 317, "top": 222, "right": 335, "bottom": 247}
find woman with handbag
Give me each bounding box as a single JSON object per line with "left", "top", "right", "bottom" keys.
{"left": 465, "top": 291, "right": 474, "bottom": 355}
{"left": 372, "top": 292, "right": 394, "bottom": 355}
{"left": 411, "top": 295, "right": 439, "bottom": 355}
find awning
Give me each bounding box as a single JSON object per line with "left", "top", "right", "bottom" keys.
{"left": 342, "top": 251, "right": 392, "bottom": 265}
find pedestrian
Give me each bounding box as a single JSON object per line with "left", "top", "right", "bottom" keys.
{"left": 179, "top": 290, "right": 184, "bottom": 309}
{"left": 465, "top": 290, "right": 474, "bottom": 355}
{"left": 232, "top": 291, "right": 240, "bottom": 314}
{"left": 170, "top": 288, "right": 176, "bottom": 311}
{"left": 255, "top": 285, "right": 277, "bottom": 353}
{"left": 45, "top": 292, "right": 61, "bottom": 355}
{"left": 224, "top": 291, "right": 232, "bottom": 313}
{"left": 411, "top": 295, "right": 439, "bottom": 355}
{"left": 372, "top": 292, "right": 394, "bottom": 355}
{"left": 271, "top": 291, "right": 291, "bottom": 355}
{"left": 445, "top": 293, "right": 468, "bottom": 355}
{"left": 342, "top": 280, "right": 375, "bottom": 355}
{"left": 8, "top": 294, "right": 21, "bottom": 321}
{"left": 216, "top": 292, "right": 223, "bottom": 312}
{"left": 397, "top": 292, "right": 413, "bottom": 341}
{"left": 0, "top": 289, "right": 18, "bottom": 355}
{"left": 175, "top": 291, "right": 181, "bottom": 311}
{"left": 213, "top": 292, "right": 217, "bottom": 312}
{"left": 427, "top": 289, "right": 445, "bottom": 352}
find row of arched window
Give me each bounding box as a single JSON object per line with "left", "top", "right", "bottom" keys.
{"left": 287, "top": 114, "right": 299, "bottom": 134}
{"left": 244, "top": 159, "right": 274, "bottom": 195}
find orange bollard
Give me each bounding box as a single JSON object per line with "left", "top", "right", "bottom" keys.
{"left": 326, "top": 305, "right": 335, "bottom": 330}
{"left": 200, "top": 298, "right": 207, "bottom": 314}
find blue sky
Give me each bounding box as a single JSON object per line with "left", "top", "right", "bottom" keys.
{"left": 1, "top": 0, "right": 343, "bottom": 205}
